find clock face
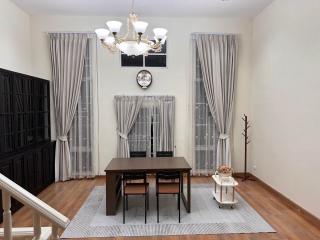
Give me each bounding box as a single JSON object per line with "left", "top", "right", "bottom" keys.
{"left": 136, "top": 70, "right": 152, "bottom": 89}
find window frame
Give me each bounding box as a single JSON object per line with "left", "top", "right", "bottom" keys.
{"left": 120, "top": 41, "right": 168, "bottom": 68}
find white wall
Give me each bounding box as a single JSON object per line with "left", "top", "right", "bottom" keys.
{"left": 0, "top": 0, "right": 32, "bottom": 74}
{"left": 30, "top": 15, "right": 252, "bottom": 175}
{"left": 251, "top": 0, "right": 320, "bottom": 218}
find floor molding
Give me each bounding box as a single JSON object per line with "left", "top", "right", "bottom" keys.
{"left": 234, "top": 172, "right": 320, "bottom": 229}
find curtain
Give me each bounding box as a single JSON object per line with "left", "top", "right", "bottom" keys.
{"left": 68, "top": 40, "right": 94, "bottom": 179}
{"left": 128, "top": 96, "right": 160, "bottom": 157}
{"left": 114, "top": 96, "right": 143, "bottom": 158}
{"left": 194, "top": 34, "right": 238, "bottom": 167}
{"left": 159, "top": 96, "right": 175, "bottom": 152}
{"left": 49, "top": 33, "right": 88, "bottom": 181}
{"left": 193, "top": 46, "right": 218, "bottom": 175}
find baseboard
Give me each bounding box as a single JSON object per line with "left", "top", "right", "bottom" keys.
{"left": 237, "top": 172, "right": 320, "bottom": 229}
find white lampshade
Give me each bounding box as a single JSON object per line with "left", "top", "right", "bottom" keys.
{"left": 95, "top": 28, "right": 109, "bottom": 40}
{"left": 133, "top": 21, "right": 148, "bottom": 34}
{"left": 106, "top": 21, "right": 122, "bottom": 33}
{"left": 153, "top": 28, "right": 167, "bottom": 39}
{"left": 160, "top": 35, "right": 167, "bottom": 44}
{"left": 104, "top": 36, "right": 115, "bottom": 45}
{"left": 118, "top": 41, "right": 150, "bottom": 56}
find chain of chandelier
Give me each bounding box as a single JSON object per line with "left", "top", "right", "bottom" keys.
{"left": 95, "top": 0, "right": 167, "bottom": 56}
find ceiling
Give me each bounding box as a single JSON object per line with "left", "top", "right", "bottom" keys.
{"left": 11, "top": 0, "right": 274, "bottom": 18}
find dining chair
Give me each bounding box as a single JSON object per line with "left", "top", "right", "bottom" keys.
{"left": 130, "top": 151, "right": 147, "bottom": 158}
{"left": 122, "top": 171, "right": 149, "bottom": 224}
{"left": 156, "top": 171, "right": 181, "bottom": 223}
{"left": 156, "top": 151, "right": 173, "bottom": 157}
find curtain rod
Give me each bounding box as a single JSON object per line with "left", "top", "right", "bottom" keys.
{"left": 112, "top": 94, "right": 175, "bottom": 97}
{"left": 46, "top": 31, "right": 95, "bottom": 34}
{"left": 191, "top": 32, "right": 237, "bottom": 36}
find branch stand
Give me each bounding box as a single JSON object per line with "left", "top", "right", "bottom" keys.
{"left": 242, "top": 114, "right": 255, "bottom": 181}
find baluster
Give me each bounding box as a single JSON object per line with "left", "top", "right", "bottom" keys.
{"left": 2, "top": 190, "right": 12, "bottom": 240}
{"left": 33, "top": 213, "right": 41, "bottom": 239}
{"left": 51, "top": 224, "right": 59, "bottom": 240}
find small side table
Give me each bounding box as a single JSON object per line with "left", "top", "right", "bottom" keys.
{"left": 212, "top": 174, "right": 238, "bottom": 208}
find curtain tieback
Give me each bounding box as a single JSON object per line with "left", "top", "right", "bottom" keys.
{"left": 118, "top": 132, "right": 128, "bottom": 140}
{"left": 58, "top": 136, "right": 68, "bottom": 142}
{"left": 219, "top": 134, "right": 229, "bottom": 140}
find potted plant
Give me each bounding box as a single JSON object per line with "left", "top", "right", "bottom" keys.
{"left": 216, "top": 165, "right": 233, "bottom": 178}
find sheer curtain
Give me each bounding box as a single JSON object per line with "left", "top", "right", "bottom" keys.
{"left": 128, "top": 97, "right": 160, "bottom": 157}
{"left": 159, "top": 96, "right": 175, "bottom": 151}
{"left": 193, "top": 46, "right": 218, "bottom": 175}
{"left": 128, "top": 96, "right": 174, "bottom": 157}
{"left": 69, "top": 40, "right": 94, "bottom": 179}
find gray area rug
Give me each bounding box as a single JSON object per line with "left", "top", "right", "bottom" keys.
{"left": 61, "top": 185, "right": 275, "bottom": 238}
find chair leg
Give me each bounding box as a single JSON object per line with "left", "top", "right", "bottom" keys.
{"left": 145, "top": 193, "right": 147, "bottom": 224}
{"left": 126, "top": 195, "right": 128, "bottom": 211}
{"left": 157, "top": 193, "right": 159, "bottom": 223}
{"left": 123, "top": 194, "right": 125, "bottom": 224}
{"left": 147, "top": 191, "right": 149, "bottom": 210}
{"left": 178, "top": 193, "right": 181, "bottom": 223}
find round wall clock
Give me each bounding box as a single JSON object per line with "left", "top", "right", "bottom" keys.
{"left": 136, "top": 70, "right": 152, "bottom": 89}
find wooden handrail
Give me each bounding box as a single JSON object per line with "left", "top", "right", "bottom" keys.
{"left": 0, "top": 173, "right": 69, "bottom": 230}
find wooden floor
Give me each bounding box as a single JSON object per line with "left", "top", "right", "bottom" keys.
{"left": 7, "top": 176, "right": 320, "bottom": 240}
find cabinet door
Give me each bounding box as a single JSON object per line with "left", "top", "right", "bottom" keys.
{"left": 34, "top": 148, "right": 44, "bottom": 193}
{"left": 24, "top": 151, "right": 37, "bottom": 194}
{"left": 42, "top": 142, "right": 55, "bottom": 185}
{"left": 0, "top": 158, "right": 13, "bottom": 222}
{"left": 11, "top": 155, "right": 24, "bottom": 210}
{"left": 0, "top": 70, "right": 14, "bottom": 154}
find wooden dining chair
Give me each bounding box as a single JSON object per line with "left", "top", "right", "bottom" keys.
{"left": 122, "top": 172, "right": 149, "bottom": 224}
{"left": 156, "top": 171, "right": 181, "bottom": 223}
{"left": 156, "top": 151, "right": 173, "bottom": 157}
{"left": 130, "top": 151, "right": 147, "bottom": 158}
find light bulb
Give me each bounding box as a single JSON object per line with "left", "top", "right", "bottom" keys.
{"left": 95, "top": 28, "right": 109, "bottom": 40}
{"left": 106, "top": 21, "right": 122, "bottom": 34}
{"left": 104, "top": 36, "right": 115, "bottom": 45}
{"left": 133, "top": 21, "right": 148, "bottom": 34}
{"left": 153, "top": 28, "right": 167, "bottom": 40}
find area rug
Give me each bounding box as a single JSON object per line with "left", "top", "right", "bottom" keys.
{"left": 61, "top": 185, "right": 275, "bottom": 238}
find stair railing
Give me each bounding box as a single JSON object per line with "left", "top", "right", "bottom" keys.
{"left": 0, "top": 173, "right": 70, "bottom": 240}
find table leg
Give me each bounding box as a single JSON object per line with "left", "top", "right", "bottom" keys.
{"left": 220, "top": 185, "right": 223, "bottom": 202}
{"left": 180, "top": 172, "right": 184, "bottom": 194}
{"left": 232, "top": 187, "right": 235, "bottom": 202}
{"left": 106, "top": 172, "right": 121, "bottom": 215}
{"left": 214, "top": 181, "right": 216, "bottom": 193}
{"left": 181, "top": 170, "right": 191, "bottom": 213}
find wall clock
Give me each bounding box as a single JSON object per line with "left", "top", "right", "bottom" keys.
{"left": 136, "top": 70, "right": 152, "bottom": 89}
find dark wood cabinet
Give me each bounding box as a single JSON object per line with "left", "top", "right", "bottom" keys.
{"left": 0, "top": 68, "right": 55, "bottom": 222}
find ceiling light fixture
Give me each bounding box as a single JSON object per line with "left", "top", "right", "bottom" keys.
{"left": 95, "top": 0, "right": 167, "bottom": 56}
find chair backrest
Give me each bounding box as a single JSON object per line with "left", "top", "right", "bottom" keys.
{"left": 156, "top": 171, "right": 180, "bottom": 182}
{"left": 130, "top": 151, "right": 147, "bottom": 158}
{"left": 123, "top": 172, "right": 147, "bottom": 183}
{"left": 156, "top": 151, "right": 173, "bottom": 157}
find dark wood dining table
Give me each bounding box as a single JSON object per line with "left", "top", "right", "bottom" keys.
{"left": 104, "top": 157, "right": 192, "bottom": 215}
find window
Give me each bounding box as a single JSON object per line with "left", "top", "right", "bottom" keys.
{"left": 194, "top": 48, "right": 218, "bottom": 175}
{"left": 121, "top": 41, "right": 167, "bottom": 67}
{"left": 68, "top": 40, "right": 94, "bottom": 178}
{"left": 128, "top": 102, "right": 160, "bottom": 157}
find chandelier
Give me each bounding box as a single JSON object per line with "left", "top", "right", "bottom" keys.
{"left": 95, "top": 0, "right": 167, "bottom": 56}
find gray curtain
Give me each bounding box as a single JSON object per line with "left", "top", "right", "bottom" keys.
{"left": 194, "top": 34, "right": 237, "bottom": 167}
{"left": 114, "top": 96, "right": 143, "bottom": 157}
{"left": 49, "top": 33, "right": 88, "bottom": 181}
{"left": 159, "top": 96, "right": 175, "bottom": 151}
